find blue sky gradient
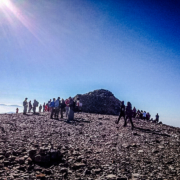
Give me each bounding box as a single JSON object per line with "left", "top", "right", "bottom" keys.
{"left": 0, "top": 0, "right": 180, "bottom": 127}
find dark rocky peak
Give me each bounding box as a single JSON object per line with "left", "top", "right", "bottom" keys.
{"left": 74, "top": 89, "right": 120, "bottom": 115}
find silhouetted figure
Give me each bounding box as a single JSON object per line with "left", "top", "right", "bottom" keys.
{"left": 48, "top": 99, "right": 52, "bottom": 112}
{"left": 39, "top": 104, "right": 42, "bottom": 113}
{"left": 132, "top": 107, "right": 137, "bottom": 118}
{"left": 116, "top": 101, "right": 125, "bottom": 124}
{"left": 60, "top": 99, "right": 66, "bottom": 118}
{"left": 28, "top": 100, "right": 32, "bottom": 113}
{"left": 33, "top": 99, "right": 39, "bottom": 114}
{"left": 16, "top": 108, "right": 19, "bottom": 114}
{"left": 146, "top": 112, "right": 150, "bottom": 120}
{"left": 23, "top": 98, "right": 28, "bottom": 114}
{"left": 124, "top": 102, "right": 134, "bottom": 130}
{"left": 67, "top": 97, "right": 74, "bottom": 122}
{"left": 50, "top": 98, "right": 55, "bottom": 119}
{"left": 155, "top": 113, "right": 159, "bottom": 123}
{"left": 43, "top": 103, "right": 45, "bottom": 112}
{"left": 54, "top": 97, "right": 60, "bottom": 119}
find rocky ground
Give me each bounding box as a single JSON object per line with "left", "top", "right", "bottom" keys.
{"left": 0, "top": 112, "right": 180, "bottom": 180}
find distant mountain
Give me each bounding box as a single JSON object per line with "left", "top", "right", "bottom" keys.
{"left": 0, "top": 104, "right": 22, "bottom": 107}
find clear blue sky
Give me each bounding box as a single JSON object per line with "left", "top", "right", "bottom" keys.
{"left": 0, "top": 0, "right": 180, "bottom": 127}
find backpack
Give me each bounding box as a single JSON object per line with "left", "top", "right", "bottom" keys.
{"left": 35, "top": 100, "right": 39, "bottom": 107}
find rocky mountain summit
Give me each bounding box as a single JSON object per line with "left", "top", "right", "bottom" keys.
{"left": 73, "top": 89, "right": 121, "bottom": 115}
{"left": 0, "top": 112, "right": 180, "bottom": 179}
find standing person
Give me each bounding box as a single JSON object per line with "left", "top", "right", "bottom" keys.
{"left": 45, "top": 104, "right": 48, "bottom": 111}
{"left": 39, "top": 104, "right": 42, "bottom": 113}
{"left": 116, "top": 101, "right": 125, "bottom": 124}
{"left": 50, "top": 98, "right": 55, "bottom": 119}
{"left": 132, "top": 107, "right": 137, "bottom": 118}
{"left": 33, "top": 99, "right": 39, "bottom": 114}
{"left": 43, "top": 103, "right": 45, "bottom": 112}
{"left": 155, "top": 113, "right": 159, "bottom": 123}
{"left": 143, "top": 111, "right": 146, "bottom": 120}
{"left": 60, "top": 99, "right": 66, "bottom": 118}
{"left": 28, "top": 100, "right": 32, "bottom": 113}
{"left": 54, "top": 97, "right": 60, "bottom": 119}
{"left": 65, "top": 98, "right": 70, "bottom": 118}
{"left": 16, "top": 108, "right": 19, "bottom": 114}
{"left": 48, "top": 99, "right": 52, "bottom": 112}
{"left": 23, "top": 98, "right": 28, "bottom": 114}
{"left": 67, "top": 97, "right": 75, "bottom": 122}
{"left": 124, "top": 102, "right": 134, "bottom": 130}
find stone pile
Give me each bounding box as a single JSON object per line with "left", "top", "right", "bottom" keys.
{"left": 73, "top": 89, "right": 121, "bottom": 115}
{"left": 0, "top": 112, "right": 180, "bottom": 179}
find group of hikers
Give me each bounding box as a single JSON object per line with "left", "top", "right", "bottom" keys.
{"left": 22, "top": 98, "right": 40, "bottom": 114}
{"left": 22, "top": 98, "right": 159, "bottom": 129}
{"left": 22, "top": 97, "right": 82, "bottom": 122}
{"left": 115, "top": 101, "right": 160, "bottom": 130}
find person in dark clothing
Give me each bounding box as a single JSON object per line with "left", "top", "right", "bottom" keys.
{"left": 124, "top": 102, "right": 134, "bottom": 130}
{"left": 116, "top": 101, "right": 125, "bottom": 124}
{"left": 54, "top": 97, "right": 60, "bottom": 119}
{"left": 60, "top": 99, "right": 66, "bottom": 118}
{"left": 50, "top": 98, "right": 55, "bottom": 119}
{"left": 33, "top": 99, "right": 39, "bottom": 114}
{"left": 132, "top": 107, "right": 137, "bottom": 118}
{"left": 43, "top": 103, "right": 45, "bottom": 112}
{"left": 28, "top": 100, "right": 32, "bottom": 113}
{"left": 155, "top": 113, "right": 159, "bottom": 123}
{"left": 67, "top": 97, "right": 74, "bottom": 122}
{"left": 23, "top": 98, "right": 28, "bottom": 114}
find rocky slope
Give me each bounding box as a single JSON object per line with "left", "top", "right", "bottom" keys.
{"left": 73, "top": 89, "right": 121, "bottom": 115}
{"left": 0, "top": 112, "right": 180, "bottom": 180}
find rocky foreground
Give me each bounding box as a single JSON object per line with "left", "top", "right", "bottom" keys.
{"left": 0, "top": 112, "right": 180, "bottom": 180}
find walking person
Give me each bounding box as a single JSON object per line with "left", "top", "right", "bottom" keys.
{"left": 28, "top": 100, "right": 32, "bottom": 113}
{"left": 116, "top": 101, "right": 125, "bottom": 124}
{"left": 16, "top": 108, "right": 19, "bottom": 114}
{"left": 124, "top": 102, "right": 134, "bottom": 130}
{"left": 23, "top": 98, "right": 28, "bottom": 114}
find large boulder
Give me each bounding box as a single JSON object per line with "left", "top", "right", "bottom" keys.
{"left": 73, "top": 89, "right": 121, "bottom": 115}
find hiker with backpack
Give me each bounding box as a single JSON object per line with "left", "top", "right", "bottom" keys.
{"left": 33, "top": 99, "right": 39, "bottom": 114}
{"left": 116, "top": 101, "right": 125, "bottom": 124}
{"left": 23, "top": 98, "right": 28, "bottom": 114}
{"left": 124, "top": 102, "right": 135, "bottom": 130}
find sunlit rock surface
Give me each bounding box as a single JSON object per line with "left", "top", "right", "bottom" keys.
{"left": 0, "top": 112, "right": 180, "bottom": 179}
